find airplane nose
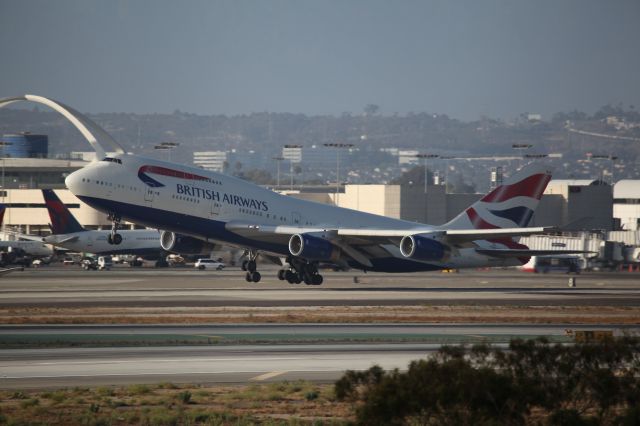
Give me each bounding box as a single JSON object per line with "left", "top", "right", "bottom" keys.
{"left": 65, "top": 168, "right": 85, "bottom": 195}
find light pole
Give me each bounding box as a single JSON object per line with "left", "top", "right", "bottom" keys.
{"left": 323, "top": 143, "right": 354, "bottom": 204}
{"left": 272, "top": 156, "right": 284, "bottom": 188}
{"left": 415, "top": 153, "right": 439, "bottom": 194}
{"left": 439, "top": 156, "right": 454, "bottom": 194}
{"left": 590, "top": 154, "right": 618, "bottom": 184}
{"left": 283, "top": 144, "right": 303, "bottom": 191}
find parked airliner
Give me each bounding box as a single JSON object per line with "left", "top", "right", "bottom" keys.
{"left": 37, "top": 189, "right": 164, "bottom": 258}
{"left": 0, "top": 204, "right": 54, "bottom": 258}
{"left": 1, "top": 94, "right": 565, "bottom": 285}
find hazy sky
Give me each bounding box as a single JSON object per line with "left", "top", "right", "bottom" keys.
{"left": 1, "top": 0, "right": 638, "bottom": 120}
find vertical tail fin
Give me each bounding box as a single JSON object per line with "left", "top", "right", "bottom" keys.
{"left": 444, "top": 164, "right": 552, "bottom": 230}
{"left": 41, "top": 189, "right": 86, "bottom": 234}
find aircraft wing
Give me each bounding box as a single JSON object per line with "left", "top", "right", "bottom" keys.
{"left": 0, "top": 231, "right": 44, "bottom": 243}
{"left": 226, "top": 222, "right": 426, "bottom": 244}
{"left": 225, "top": 221, "right": 556, "bottom": 267}
{"left": 225, "top": 221, "right": 553, "bottom": 244}
{"left": 43, "top": 235, "right": 80, "bottom": 244}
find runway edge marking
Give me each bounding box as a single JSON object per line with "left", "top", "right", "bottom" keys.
{"left": 250, "top": 370, "right": 288, "bottom": 381}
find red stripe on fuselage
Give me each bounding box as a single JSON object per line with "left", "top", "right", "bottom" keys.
{"left": 139, "top": 165, "right": 209, "bottom": 182}
{"left": 481, "top": 173, "right": 550, "bottom": 203}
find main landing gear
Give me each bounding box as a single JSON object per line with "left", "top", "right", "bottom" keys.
{"left": 241, "top": 250, "right": 261, "bottom": 282}
{"left": 277, "top": 256, "right": 323, "bottom": 285}
{"left": 107, "top": 213, "right": 122, "bottom": 245}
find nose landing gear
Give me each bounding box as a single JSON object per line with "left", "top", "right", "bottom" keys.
{"left": 107, "top": 213, "right": 123, "bottom": 245}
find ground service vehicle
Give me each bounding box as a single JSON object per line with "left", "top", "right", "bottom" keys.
{"left": 194, "top": 258, "right": 225, "bottom": 270}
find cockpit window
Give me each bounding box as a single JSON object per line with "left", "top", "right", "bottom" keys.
{"left": 102, "top": 157, "right": 122, "bottom": 164}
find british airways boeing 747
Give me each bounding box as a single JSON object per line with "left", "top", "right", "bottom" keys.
{"left": 2, "top": 95, "right": 569, "bottom": 284}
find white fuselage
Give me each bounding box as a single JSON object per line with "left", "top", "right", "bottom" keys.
{"left": 65, "top": 153, "right": 519, "bottom": 272}
{"left": 0, "top": 239, "right": 53, "bottom": 257}
{"left": 43, "top": 229, "right": 161, "bottom": 256}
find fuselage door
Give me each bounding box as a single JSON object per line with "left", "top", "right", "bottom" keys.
{"left": 144, "top": 187, "right": 154, "bottom": 203}
{"left": 291, "top": 212, "right": 302, "bottom": 225}
{"left": 210, "top": 201, "right": 222, "bottom": 218}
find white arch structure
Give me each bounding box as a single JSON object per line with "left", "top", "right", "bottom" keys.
{"left": 0, "top": 94, "right": 125, "bottom": 160}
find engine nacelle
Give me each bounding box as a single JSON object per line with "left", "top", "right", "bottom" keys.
{"left": 160, "top": 231, "right": 213, "bottom": 255}
{"left": 288, "top": 233, "right": 340, "bottom": 261}
{"left": 399, "top": 234, "right": 449, "bottom": 261}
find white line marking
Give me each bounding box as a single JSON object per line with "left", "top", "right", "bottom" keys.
{"left": 250, "top": 370, "right": 287, "bottom": 381}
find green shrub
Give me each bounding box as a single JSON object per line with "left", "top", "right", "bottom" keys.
{"left": 19, "top": 398, "right": 39, "bottom": 409}
{"left": 177, "top": 391, "right": 192, "bottom": 404}
{"left": 127, "top": 384, "right": 151, "bottom": 395}
{"left": 305, "top": 390, "right": 319, "bottom": 401}
{"left": 10, "top": 391, "right": 27, "bottom": 400}
{"left": 96, "top": 387, "right": 114, "bottom": 397}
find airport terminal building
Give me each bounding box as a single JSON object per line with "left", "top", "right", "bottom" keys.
{"left": 1, "top": 155, "right": 638, "bottom": 251}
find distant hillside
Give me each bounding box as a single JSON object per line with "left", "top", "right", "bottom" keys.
{"left": 1, "top": 104, "right": 639, "bottom": 190}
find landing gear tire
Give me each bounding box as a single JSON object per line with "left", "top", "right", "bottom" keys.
{"left": 312, "top": 274, "right": 323, "bottom": 285}
{"left": 285, "top": 270, "right": 294, "bottom": 283}
{"left": 277, "top": 269, "right": 286, "bottom": 281}
{"left": 107, "top": 213, "right": 122, "bottom": 245}
{"left": 241, "top": 251, "right": 260, "bottom": 282}
{"left": 285, "top": 270, "right": 301, "bottom": 284}
{"left": 246, "top": 271, "right": 261, "bottom": 283}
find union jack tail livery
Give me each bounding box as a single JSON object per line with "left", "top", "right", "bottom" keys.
{"left": 42, "top": 189, "right": 86, "bottom": 234}
{"left": 444, "top": 164, "right": 552, "bottom": 230}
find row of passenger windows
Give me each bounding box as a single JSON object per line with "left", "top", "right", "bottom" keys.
{"left": 171, "top": 194, "right": 200, "bottom": 204}
{"left": 82, "top": 178, "right": 138, "bottom": 192}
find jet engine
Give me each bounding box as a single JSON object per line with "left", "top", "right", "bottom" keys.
{"left": 288, "top": 233, "right": 340, "bottom": 261}
{"left": 399, "top": 234, "right": 449, "bottom": 261}
{"left": 160, "top": 231, "right": 214, "bottom": 255}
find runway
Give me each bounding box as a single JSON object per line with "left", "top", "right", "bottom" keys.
{"left": 0, "top": 343, "right": 436, "bottom": 389}
{"left": 1, "top": 323, "right": 636, "bottom": 388}
{"left": 2, "top": 266, "right": 640, "bottom": 307}
{"left": 1, "top": 267, "right": 638, "bottom": 389}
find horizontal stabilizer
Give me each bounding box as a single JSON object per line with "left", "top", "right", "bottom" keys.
{"left": 476, "top": 249, "right": 594, "bottom": 258}
{"left": 445, "top": 227, "right": 554, "bottom": 242}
